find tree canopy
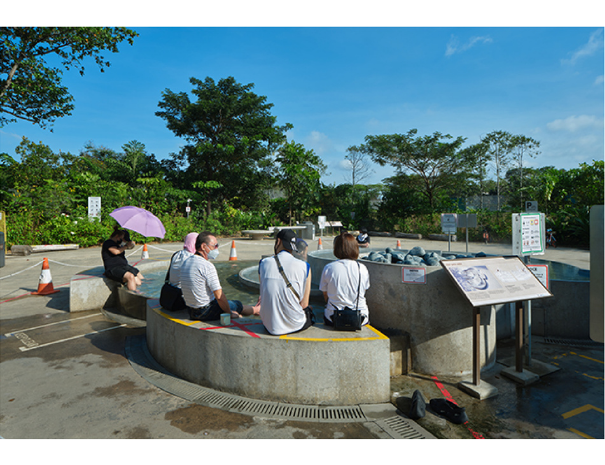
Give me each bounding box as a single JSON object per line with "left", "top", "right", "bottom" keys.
{"left": 0, "top": 27, "right": 138, "bottom": 128}
{"left": 354, "top": 129, "right": 467, "bottom": 210}
{"left": 156, "top": 76, "right": 292, "bottom": 215}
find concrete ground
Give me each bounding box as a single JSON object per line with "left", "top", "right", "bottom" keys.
{"left": 1, "top": 235, "right": 602, "bottom": 448}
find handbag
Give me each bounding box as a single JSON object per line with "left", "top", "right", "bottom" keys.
{"left": 159, "top": 252, "right": 187, "bottom": 311}
{"left": 331, "top": 261, "right": 362, "bottom": 331}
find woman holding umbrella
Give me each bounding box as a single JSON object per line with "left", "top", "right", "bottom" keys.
{"left": 102, "top": 226, "right": 144, "bottom": 291}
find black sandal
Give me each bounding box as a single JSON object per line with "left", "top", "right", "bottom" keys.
{"left": 408, "top": 390, "right": 426, "bottom": 420}
{"left": 429, "top": 398, "right": 469, "bottom": 424}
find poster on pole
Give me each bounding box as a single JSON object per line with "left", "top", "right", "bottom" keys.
{"left": 441, "top": 213, "right": 457, "bottom": 234}
{"left": 512, "top": 212, "right": 545, "bottom": 256}
{"left": 440, "top": 256, "right": 552, "bottom": 307}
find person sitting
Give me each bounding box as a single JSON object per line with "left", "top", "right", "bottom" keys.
{"left": 180, "top": 231, "right": 260, "bottom": 321}
{"left": 320, "top": 232, "right": 370, "bottom": 327}
{"left": 101, "top": 226, "right": 144, "bottom": 291}
{"left": 168, "top": 232, "right": 198, "bottom": 288}
{"left": 356, "top": 228, "right": 371, "bottom": 248}
{"left": 293, "top": 237, "right": 309, "bottom": 261}
{"left": 258, "top": 229, "right": 314, "bottom": 336}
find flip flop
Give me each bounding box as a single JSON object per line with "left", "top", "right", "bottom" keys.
{"left": 408, "top": 389, "right": 426, "bottom": 420}
{"left": 429, "top": 398, "right": 469, "bottom": 424}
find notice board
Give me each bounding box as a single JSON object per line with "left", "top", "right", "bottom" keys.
{"left": 440, "top": 256, "right": 552, "bottom": 307}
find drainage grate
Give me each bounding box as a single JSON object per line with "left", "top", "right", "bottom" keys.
{"left": 125, "top": 334, "right": 433, "bottom": 437}
{"left": 542, "top": 337, "right": 604, "bottom": 348}
{"left": 376, "top": 416, "right": 436, "bottom": 439}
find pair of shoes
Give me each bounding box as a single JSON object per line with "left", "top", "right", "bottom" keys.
{"left": 408, "top": 390, "right": 426, "bottom": 420}
{"left": 429, "top": 398, "right": 469, "bottom": 424}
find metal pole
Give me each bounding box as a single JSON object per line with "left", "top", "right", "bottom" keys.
{"left": 523, "top": 256, "right": 532, "bottom": 366}
{"left": 473, "top": 306, "right": 481, "bottom": 386}
{"left": 515, "top": 300, "right": 524, "bottom": 372}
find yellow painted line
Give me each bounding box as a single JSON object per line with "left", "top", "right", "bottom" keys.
{"left": 582, "top": 373, "right": 604, "bottom": 381}
{"left": 562, "top": 404, "right": 604, "bottom": 419}
{"left": 570, "top": 352, "right": 604, "bottom": 364}
{"left": 154, "top": 308, "right": 198, "bottom": 327}
{"left": 567, "top": 428, "right": 595, "bottom": 439}
{"left": 279, "top": 325, "right": 389, "bottom": 342}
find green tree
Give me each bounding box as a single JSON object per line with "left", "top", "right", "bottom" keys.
{"left": 1, "top": 27, "right": 138, "bottom": 128}
{"left": 275, "top": 141, "right": 327, "bottom": 224}
{"left": 156, "top": 76, "right": 292, "bottom": 216}
{"left": 509, "top": 135, "right": 540, "bottom": 208}
{"left": 355, "top": 129, "right": 467, "bottom": 210}
{"left": 480, "top": 130, "right": 515, "bottom": 210}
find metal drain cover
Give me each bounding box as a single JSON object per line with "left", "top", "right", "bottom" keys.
{"left": 125, "top": 335, "right": 434, "bottom": 438}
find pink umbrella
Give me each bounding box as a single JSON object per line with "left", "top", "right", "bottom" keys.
{"left": 109, "top": 206, "right": 166, "bottom": 239}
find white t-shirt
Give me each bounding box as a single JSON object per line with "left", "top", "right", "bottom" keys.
{"left": 259, "top": 251, "right": 310, "bottom": 335}
{"left": 168, "top": 249, "right": 193, "bottom": 288}
{"left": 319, "top": 259, "right": 370, "bottom": 324}
{"left": 180, "top": 254, "right": 221, "bottom": 308}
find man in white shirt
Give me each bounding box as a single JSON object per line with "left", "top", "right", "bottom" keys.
{"left": 258, "top": 229, "right": 314, "bottom": 335}
{"left": 181, "top": 231, "right": 259, "bottom": 321}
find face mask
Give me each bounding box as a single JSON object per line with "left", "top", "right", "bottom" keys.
{"left": 207, "top": 248, "right": 219, "bottom": 260}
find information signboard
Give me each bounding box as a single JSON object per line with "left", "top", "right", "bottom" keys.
{"left": 402, "top": 267, "right": 426, "bottom": 284}
{"left": 527, "top": 264, "right": 549, "bottom": 289}
{"left": 318, "top": 215, "right": 326, "bottom": 230}
{"left": 88, "top": 197, "right": 101, "bottom": 220}
{"left": 512, "top": 212, "right": 545, "bottom": 256}
{"left": 441, "top": 213, "right": 457, "bottom": 234}
{"left": 441, "top": 256, "right": 552, "bottom": 307}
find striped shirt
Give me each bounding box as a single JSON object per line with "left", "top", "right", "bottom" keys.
{"left": 180, "top": 254, "right": 221, "bottom": 308}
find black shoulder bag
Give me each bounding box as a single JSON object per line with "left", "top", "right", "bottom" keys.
{"left": 331, "top": 261, "right": 362, "bottom": 331}
{"left": 159, "top": 252, "right": 187, "bottom": 311}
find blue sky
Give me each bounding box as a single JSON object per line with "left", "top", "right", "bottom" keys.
{"left": 1, "top": 9, "right": 603, "bottom": 186}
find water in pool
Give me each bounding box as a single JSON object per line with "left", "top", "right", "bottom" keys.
{"left": 138, "top": 260, "right": 325, "bottom": 320}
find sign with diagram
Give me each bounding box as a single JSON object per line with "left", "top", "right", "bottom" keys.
{"left": 441, "top": 256, "right": 552, "bottom": 307}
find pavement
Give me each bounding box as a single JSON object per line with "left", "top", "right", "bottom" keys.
{"left": 0, "top": 235, "right": 603, "bottom": 449}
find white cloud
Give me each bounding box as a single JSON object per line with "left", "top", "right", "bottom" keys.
{"left": 305, "top": 130, "right": 334, "bottom": 155}
{"left": 546, "top": 115, "right": 603, "bottom": 132}
{"left": 561, "top": 29, "right": 604, "bottom": 65}
{"left": 445, "top": 35, "right": 492, "bottom": 57}
{"left": 595, "top": 75, "right": 604, "bottom": 85}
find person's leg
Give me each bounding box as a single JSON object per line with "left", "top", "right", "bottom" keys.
{"left": 122, "top": 271, "right": 138, "bottom": 291}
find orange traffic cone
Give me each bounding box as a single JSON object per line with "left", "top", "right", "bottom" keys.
{"left": 141, "top": 244, "right": 149, "bottom": 259}
{"left": 32, "top": 258, "right": 60, "bottom": 295}
{"left": 396, "top": 240, "right": 402, "bottom": 249}
{"left": 317, "top": 237, "right": 323, "bottom": 250}
{"left": 229, "top": 240, "right": 238, "bottom": 261}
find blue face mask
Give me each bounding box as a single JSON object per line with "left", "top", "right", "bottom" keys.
{"left": 207, "top": 248, "right": 219, "bottom": 260}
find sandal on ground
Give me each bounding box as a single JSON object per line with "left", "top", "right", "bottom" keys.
{"left": 408, "top": 390, "right": 426, "bottom": 420}
{"left": 429, "top": 398, "right": 469, "bottom": 424}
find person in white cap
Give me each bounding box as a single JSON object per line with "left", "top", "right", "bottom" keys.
{"left": 258, "top": 229, "right": 314, "bottom": 335}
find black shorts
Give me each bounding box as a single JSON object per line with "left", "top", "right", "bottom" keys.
{"left": 104, "top": 264, "right": 140, "bottom": 283}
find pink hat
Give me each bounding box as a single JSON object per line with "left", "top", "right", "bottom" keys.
{"left": 183, "top": 233, "right": 198, "bottom": 253}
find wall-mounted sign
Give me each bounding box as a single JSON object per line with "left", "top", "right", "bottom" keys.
{"left": 402, "top": 267, "right": 426, "bottom": 284}
{"left": 527, "top": 264, "right": 549, "bottom": 289}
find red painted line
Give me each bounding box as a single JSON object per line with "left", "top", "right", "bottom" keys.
{"left": 431, "top": 376, "right": 457, "bottom": 404}
{"left": 431, "top": 375, "right": 485, "bottom": 439}
{"left": 230, "top": 320, "right": 262, "bottom": 338}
